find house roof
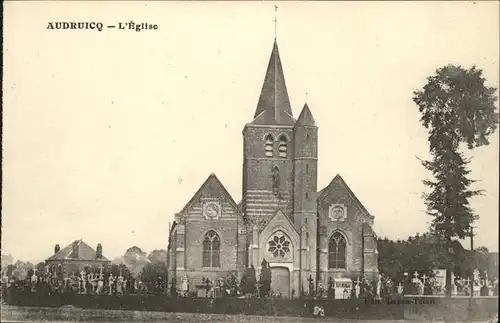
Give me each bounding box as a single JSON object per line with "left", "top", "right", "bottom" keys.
{"left": 46, "top": 240, "right": 109, "bottom": 262}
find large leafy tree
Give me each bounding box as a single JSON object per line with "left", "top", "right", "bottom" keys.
{"left": 413, "top": 64, "right": 498, "bottom": 296}
{"left": 114, "top": 246, "right": 149, "bottom": 278}
{"left": 147, "top": 249, "right": 168, "bottom": 265}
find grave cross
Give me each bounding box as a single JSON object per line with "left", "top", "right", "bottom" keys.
{"left": 421, "top": 274, "right": 428, "bottom": 285}
{"left": 397, "top": 282, "right": 404, "bottom": 294}
{"left": 464, "top": 277, "right": 471, "bottom": 285}
{"left": 414, "top": 272, "right": 419, "bottom": 280}
{"left": 355, "top": 276, "right": 362, "bottom": 286}
{"left": 307, "top": 275, "right": 314, "bottom": 297}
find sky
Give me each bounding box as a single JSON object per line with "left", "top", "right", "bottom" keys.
{"left": 2, "top": 1, "right": 499, "bottom": 264}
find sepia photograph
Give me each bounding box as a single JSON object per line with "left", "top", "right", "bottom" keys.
{"left": 1, "top": 1, "right": 499, "bottom": 322}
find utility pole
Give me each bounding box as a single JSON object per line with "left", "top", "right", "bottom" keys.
{"left": 470, "top": 226, "right": 474, "bottom": 297}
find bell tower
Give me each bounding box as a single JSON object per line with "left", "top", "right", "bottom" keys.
{"left": 242, "top": 40, "right": 295, "bottom": 227}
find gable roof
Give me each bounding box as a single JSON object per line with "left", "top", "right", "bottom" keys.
{"left": 178, "top": 173, "right": 238, "bottom": 214}
{"left": 252, "top": 40, "right": 295, "bottom": 126}
{"left": 319, "top": 174, "right": 370, "bottom": 216}
{"left": 46, "top": 240, "right": 109, "bottom": 262}
{"left": 259, "top": 209, "right": 299, "bottom": 235}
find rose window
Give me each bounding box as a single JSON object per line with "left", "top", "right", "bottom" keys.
{"left": 268, "top": 235, "right": 290, "bottom": 257}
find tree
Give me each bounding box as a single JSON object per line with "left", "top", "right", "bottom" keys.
{"left": 473, "top": 246, "right": 490, "bottom": 279}
{"left": 147, "top": 249, "right": 168, "bottom": 265}
{"left": 258, "top": 259, "right": 271, "bottom": 297}
{"left": 114, "top": 246, "right": 150, "bottom": 278}
{"left": 240, "top": 265, "right": 257, "bottom": 295}
{"left": 124, "top": 246, "right": 147, "bottom": 266}
{"left": 139, "top": 262, "right": 168, "bottom": 294}
{"left": 35, "top": 262, "right": 46, "bottom": 274}
{"left": 11, "top": 261, "right": 34, "bottom": 280}
{"left": 1, "top": 254, "right": 14, "bottom": 271}
{"left": 413, "top": 64, "right": 499, "bottom": 296}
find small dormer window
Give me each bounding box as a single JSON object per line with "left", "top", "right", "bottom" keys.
{"left": 279, "top": 135, "right": 288, "bottom": 158}
{"left": 265, "top": 134, "right": 274, "bottom": 157}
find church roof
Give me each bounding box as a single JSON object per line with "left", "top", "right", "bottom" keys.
{"left": 178, "top": 173, "right": 238, "bottom": 214}
{"left": 259, "top": 209, "right": 299, "bottom": 235}
{"left": 252, "top": 40, "right": 295, "bottom": 126}
{"left": 319, "top": 174, "right": 371, "bottom": 216}
{"left": 46, "top": 240, "right": 109, "bottom": 262}
{"left": 295, "top": 103, "right": 316, "bottom": 127}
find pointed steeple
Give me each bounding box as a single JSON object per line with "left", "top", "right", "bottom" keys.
{"left": 252, "top": 40, "right": 294, "bottom": 125}
{"left": 295, "top": 103, "right": 316, "bottom": 127}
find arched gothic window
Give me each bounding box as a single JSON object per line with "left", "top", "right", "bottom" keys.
{"left": 203, "top": 230, "right": 220, "bottom": 268}
{"left": 328, "top": 232, "right": 346, "bottom": 269}
{"left": 278, "top": 135, "right": 288, "bottom": 158}
{"left": 265, "top": 134, "right": 274, "bottom": 157}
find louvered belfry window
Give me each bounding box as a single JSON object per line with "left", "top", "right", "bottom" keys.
{"left": 265, "top": 134, "right": 274, "bottom": 157}
{"left": 278, "top": 135, "right": 287, "bottom": 158}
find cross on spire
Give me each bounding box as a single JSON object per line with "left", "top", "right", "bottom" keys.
{"left": 273, "top": 5, "right": 278, "bottom": 40}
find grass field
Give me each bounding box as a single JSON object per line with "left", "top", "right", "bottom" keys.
{"left": 0, "top": 304, "right": 409, "bottom": 323}
{"left": 1, "top": 304, "right": 494, "bottom": 323}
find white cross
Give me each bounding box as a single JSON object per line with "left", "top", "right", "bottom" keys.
{"left": 414, "top": 271, "right": 419, "bottom": 279}
{"left": 464, "top": 278, "right": 471, "bottom": 285}
{"left": 397, "top": 282, "right": 404, "bottom": 294}
{"left": 421, "top": 274, "right": 428, "bottom": 285}
{"left": 355, "top": 276, "right": 362, "bottom": 286}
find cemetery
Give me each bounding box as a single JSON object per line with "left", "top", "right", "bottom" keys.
{"left": 1, "top": 261, "right": 498, "bottom": 321}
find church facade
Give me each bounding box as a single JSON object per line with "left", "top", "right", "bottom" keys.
{"left": 167, "top": 40, "right": 379, "bottom": 298}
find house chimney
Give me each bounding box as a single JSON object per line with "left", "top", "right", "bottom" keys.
{"left": 96, "top": 243, "right": 102, "bottom": 259}
{"left": 72, "top": 241, "right": 79, "bottom": 258}
{"left": 54, "top": 244, "right": 60, "bottom": 254}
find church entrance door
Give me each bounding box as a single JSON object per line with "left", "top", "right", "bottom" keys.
{"left": 270, "top": 266, "right": 290, "bottom": 297}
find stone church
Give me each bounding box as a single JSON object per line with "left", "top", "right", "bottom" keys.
{"left": 167, "top": 39, "right": 379, "bottom": 298}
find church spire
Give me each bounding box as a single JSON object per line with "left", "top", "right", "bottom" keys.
{"left": 252, "top": 40, "right": 294, "bottom": 125}
{"left": 295, "top": 103, "right": 316, "bottom": 127}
